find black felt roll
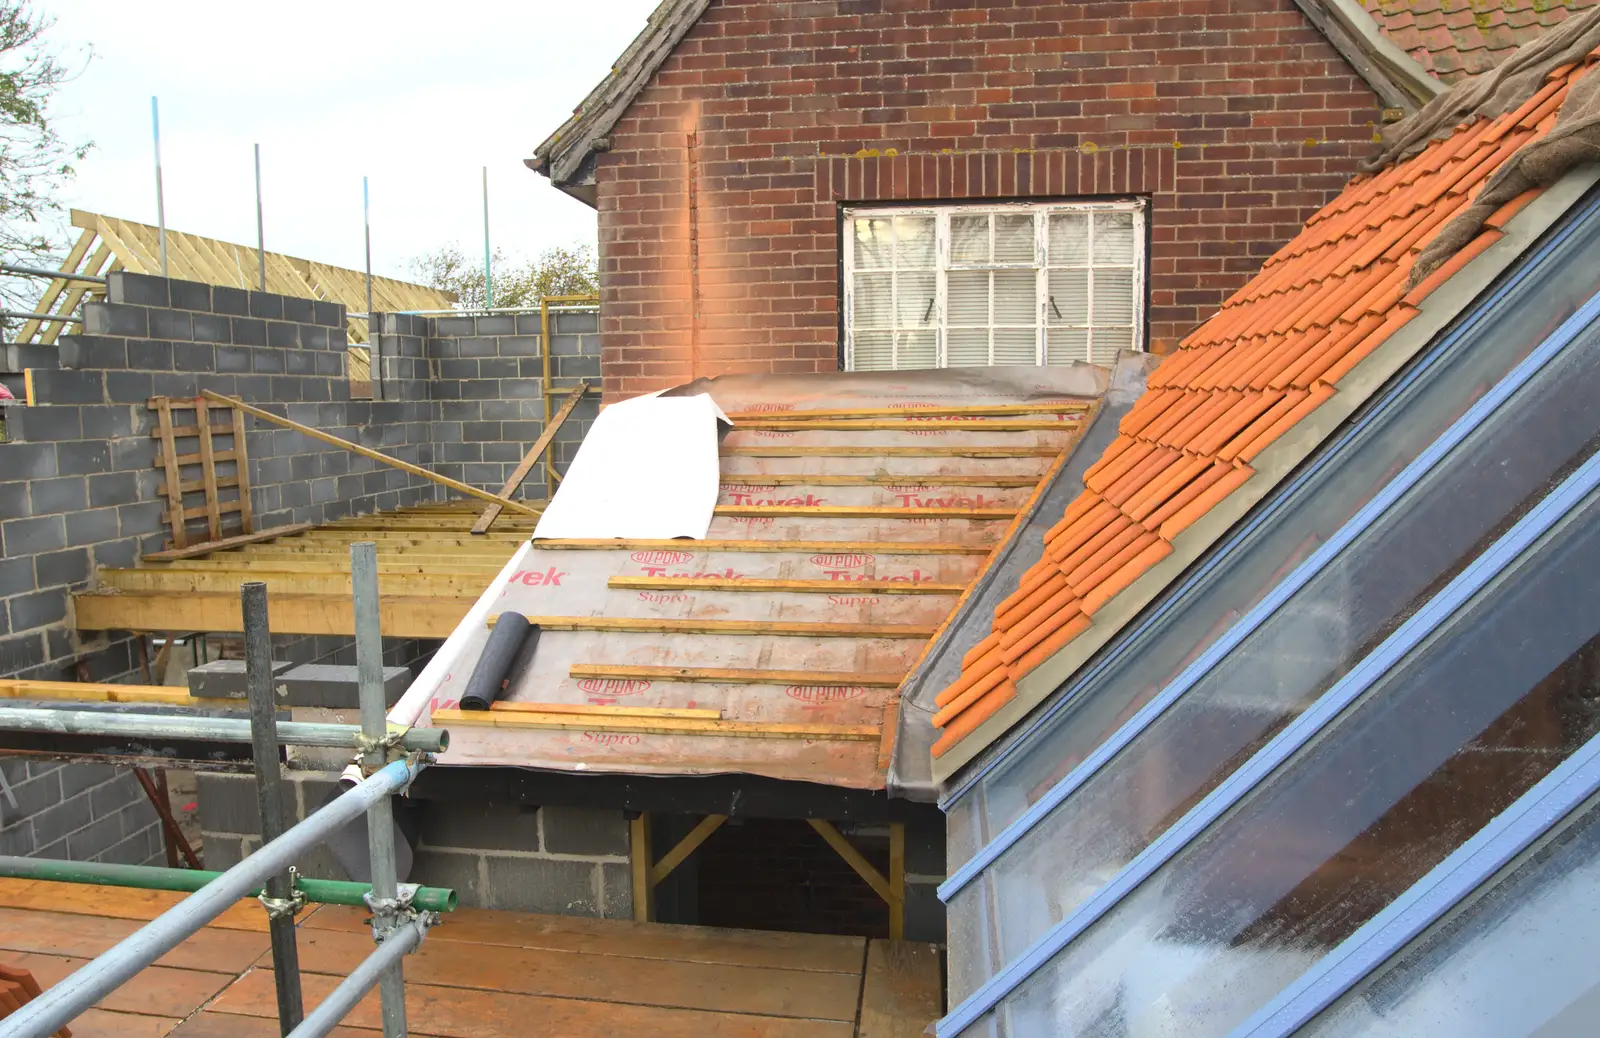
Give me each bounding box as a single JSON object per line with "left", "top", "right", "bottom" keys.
{"left": 460, "top": 612, "right": 538, "bottom": 710}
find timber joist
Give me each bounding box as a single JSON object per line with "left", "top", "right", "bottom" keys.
{"left": 608, "top": 576, "right": 968, "bottom": 595}
{"left": 100, "top": 568, "right": 501, "bottom": 597}
{"left": 73, "top": 590, "right": 473, "bottom": 639}
{"left": 569, "top": 664, "right": 908, "bottom": 688}
{"left": 486, "top": 615, "right": 939, "bottom": 639}
{"left": 721, "top": 401, "right": 1094, "bottom": 421}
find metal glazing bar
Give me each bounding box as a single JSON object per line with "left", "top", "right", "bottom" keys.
{"left": 352, "top": 541, "right": 408, "bottom": 1038}
{"left": 938, "top": 447, "right": 1600, "bottom": 1036}
{"left": 285, "top": 918, "right": 427, "bottom": 1038}
{"left": 243, "top": 582, "right": 303, "bottom": 1034}
{"left": 0, "top": 855, "right": 457, "bottom": 913}
{"left": 939, "top": 185, "right": 1600, "bottom": 807}
{"left": 940, "top": 282, "right": 1600, "bottom": 902}
{"left": 0, "top": 757, "right": 423, "bottom": 1038}
{"left": 1229, "top": 727, "right": 1600, "bottom": 1038}
{"left": 0, "top": 264, "right": 107, "bottom": 284}
{"left": 0, "top": 708, "right": 447, "bottom": 753}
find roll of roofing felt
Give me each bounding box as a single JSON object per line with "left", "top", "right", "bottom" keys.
{"left": 460, "top": 612, "right": 538, "bottom": 710}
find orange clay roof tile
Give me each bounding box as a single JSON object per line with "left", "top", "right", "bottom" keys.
{"left": 927, "top": 52, "right": 1594, "bottom": 758}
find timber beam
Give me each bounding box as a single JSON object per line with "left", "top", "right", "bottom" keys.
{"left": 73, "top": 590, "right": 472, "bottom": 638}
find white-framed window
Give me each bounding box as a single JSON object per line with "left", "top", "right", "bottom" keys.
{"left": 842, "top": 199, "right": 1147, "bottom": 371}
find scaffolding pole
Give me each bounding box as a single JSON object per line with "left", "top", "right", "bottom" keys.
{"left": 0, "top": 757, "right": 424, "bottom": 1038}
{"left": 244, "top": 581, "right": 304, "bottom": 1033}
{"left": 0, "top": 707, "right": 447, "bottom": 754}
{"left": 352, "top": 541, "right": 409, "bottom": 1037}
{"left": 288, "top": 917, "right": 427, "bottom": 1038}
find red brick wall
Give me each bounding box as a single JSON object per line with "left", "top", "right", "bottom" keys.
{"left": 594, "top": 0, "right": 1385, "bottom": 399}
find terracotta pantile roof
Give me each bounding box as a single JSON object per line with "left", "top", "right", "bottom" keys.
{"left": 1365, "top": 0, "right": 1600, "bottom": 82}
{"left": 929, "top": 53, "right": 1594, "bottom": 760}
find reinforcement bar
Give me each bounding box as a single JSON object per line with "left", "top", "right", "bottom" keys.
{"left": 0, "top": 855, "right": 457, "bottom": 914}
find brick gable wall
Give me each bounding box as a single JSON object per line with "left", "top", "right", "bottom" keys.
{"left": 592, "top": 0, "right": 1386, "bottom": 399}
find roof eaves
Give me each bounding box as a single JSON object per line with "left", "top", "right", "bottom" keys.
{"left": 526, "top": 0, "right": 712, "bottom": 198}
{"left": 1294, "top": 0, "right": 1449, "bottom": 111}
{"left": 929, "top": 160, "right": 1600, "bottom": 784}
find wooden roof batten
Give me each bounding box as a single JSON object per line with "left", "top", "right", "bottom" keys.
{"left": 18, "top": 210, "right": 457, "bottom": 345}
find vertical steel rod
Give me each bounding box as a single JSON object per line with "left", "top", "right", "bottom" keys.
{"left": 243, "top": 582, "right": 304, "bottom": 1034}
{"left": 481, "top": 166, "right": 492, "bottom": 310}
{"left": 363, "top": 176, "right": 373, "bottom": 319}
{"left": 255, "top": 143, "right": 266, "bottom": 290}
{"left": 351, "top": 542, "right": 408, "bottom": 1037}
{"left": 151, "top": 97, "right": 167, "bottom": 278}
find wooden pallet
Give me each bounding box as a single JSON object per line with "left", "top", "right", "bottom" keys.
{"left": 148, "top": 395, "right": 254, "bottom": 549}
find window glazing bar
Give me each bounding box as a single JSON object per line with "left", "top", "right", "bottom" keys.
{"left": 939, "top": 281, "right": 1600, "bottom": 902}
{"left": 937, "top": 430, "right": 1600, "bottom": 1036}
{"left": 939, "top": 186, "right": 1600, "bottom": 807}
{"left": 1227, "top": 724, "right": 1600, "bottom": 1038}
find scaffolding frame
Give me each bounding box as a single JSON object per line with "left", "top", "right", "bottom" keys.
{"left": 0, "top": 542, "right": 448, "bottom": 1038}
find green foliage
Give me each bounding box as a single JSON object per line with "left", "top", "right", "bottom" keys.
{"left": 408, "top": 241, "right": 598, "bottom": 311}
{"left": 0, "top": 2, "right": 89, "bottom": 306}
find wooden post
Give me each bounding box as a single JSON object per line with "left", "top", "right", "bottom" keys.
{"left": 629, "top": 812, "right": 653, "bottom": 923}
{"left": 889, "top": 822, "right": 906, "bottom": 941}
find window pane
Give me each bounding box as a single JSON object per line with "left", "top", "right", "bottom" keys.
{"left": 853, "top": 331, "right": 893, "bottom": 371}
{"left": 993, "top": 270, "right": 1037, "bottom": 325}
{"left": 950, "top": 270, "right": 990, "bottom": 326}
{"left": 953, "top": 214, "right": 990, "bottom": 264}
{"left": 896, "top": 215, "right": 936, "bottom": 268}
{"left": 1049, "top": 213, "right": 1090, "bottom": 266}
{"left": 854, "top": 217, "right": 893, "bottom": 270}
{"left": 1303, "top": 799, "right": 1600, "bottom": 1038}
{"left": 994, "top": 327, "right": 1038, "bottom": 366}
{"left": 1090, "top": 327, "right": 1133, "bottom": 365}
{"left": 853, "top": 272, "right": 892, "bottom": 329}
{"left": 1048, "top": 269, "right": 1089, "bottom": 325}
{"left": 1094, "top": 210, "right": 1136, "bottom": 265}
{"left": 1047, "top": 327, "right": 1090, "bottom": 365}
{"left": 948, "top": 302, "right": 1600, "bottom": 998}
{"left": 898, "top": 330, "right": 938, "bottom": 369}
{"left": 949, "top": 328, "right": 991, "bottom": 367}
{"left": 992, "top": 486, "right": 1600, "bottom": 1037}
{"left": 1092, "top": 269, "right": 1136, "bottom": 326}
{"left": 897, "top": 271, "right": 937, "bottom": 328}
{"left": 995, "top": 214, "right": 1035, "bottom": 264}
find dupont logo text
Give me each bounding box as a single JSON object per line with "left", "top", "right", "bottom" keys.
{"left": 631, "top": 550, "right": 695, "bottom": 566}
{"left": 810, "top": 553, "right": 875, "bottom": 569}
{"left": 786, "top": 685, "right": 868, "bottom": 703}
{"left": 576, "top": 679, "right": 651, "bottom": 696}
{"left": 729, "top": 492, "right": 825, "bottom": 506}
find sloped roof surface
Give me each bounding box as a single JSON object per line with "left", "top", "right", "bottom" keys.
{"left": 930, "top": 52, "right": 1590, "bottom": 760}
{"left": 1364, "top": 0, "right": 1600, "bottom": 82}
{"left": 406, "top": 367, "right": 1107, "bottom": 788}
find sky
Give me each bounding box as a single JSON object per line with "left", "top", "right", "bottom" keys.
{"left": 40, "top": 0, "right": 661, "bottom": 283}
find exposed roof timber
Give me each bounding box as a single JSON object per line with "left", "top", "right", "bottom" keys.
{"left": 527, "top": 0, "right": 709, "bottom": 201}
{"left": 1293, "top": 0, "right": 1447, "bottom": 111}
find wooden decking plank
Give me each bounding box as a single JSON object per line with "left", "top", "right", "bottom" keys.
{"left": 282, "top": 926, "right": 864, "bottom": 1021}
{"left": 169, "top": 1014, "right": 380, "bottom": 1037}
{"left": 141, "top": 523, "right": 314, "bottom": 562}
{"left": 858, "top": 939, "right": 943, "bottom": 1038}
{"left": 0, "top": 877, "right": 294, "bottom": 932}
{"left": 0, "top": 907, "right": 268, "bottom": 974}
{"left": 14, "top": 949, "right": 235, "bottom": 1021}
{"left": 301, "top": 904, "right": 865, "bottom": 974}
{"left": 62, "top": 1007, "right": 183, "bottom": 1038}
{"left": 209, "top": 970, "right": 857, "bottom": 1038}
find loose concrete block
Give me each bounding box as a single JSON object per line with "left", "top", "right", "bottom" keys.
{"left": 418, "top": 801, "right": 540, "bottom": 854}
{"left": 484, "top": 855, "right": 599, "bottom": 916}
{"left": 278, "top": 663, "right": 408, "bottom": 708}
{"left": 540, "top": 805, "right": 628, "bottom": 857}
{"left": 195, "top": 769, "right": 292, "bottom": 835}
{"left": 187, "top": 658, "right": 291, "bottom": 700}
{"left": 202, "top": 834, "right": 249, "bottom": 871}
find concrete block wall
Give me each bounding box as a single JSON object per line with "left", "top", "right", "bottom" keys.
{"left": 196, "top": 770, "right": 633, "bottom": 918}
{"left": 0, "top": 759, "right": 163, "bottom": 865}
{"left": 374, "top": 309, "right": 602, "bottom": 495}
